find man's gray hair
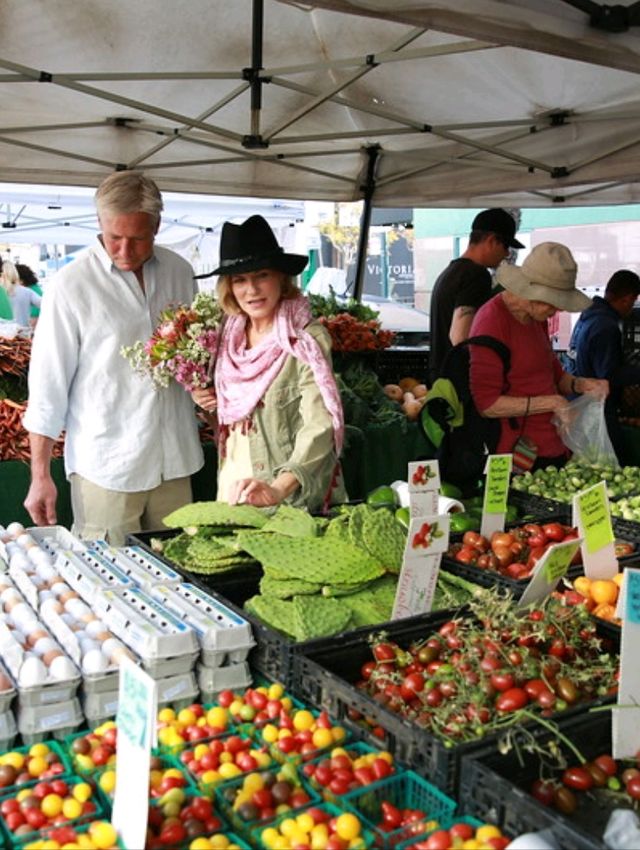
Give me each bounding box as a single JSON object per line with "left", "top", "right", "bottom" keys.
{"left": 95, "top": 171, "right": 163, "bottom": 223}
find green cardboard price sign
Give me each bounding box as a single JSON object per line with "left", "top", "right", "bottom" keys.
{"left": 483, "top": 454, "right": 512, "bottom": 514}
{"left": 577, "top": 482, "right": 614, "bottom": 555}
{"left": 543, "top": 541, "right": 579, "bottom": 583}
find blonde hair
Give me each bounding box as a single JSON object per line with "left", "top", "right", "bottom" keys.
{"left": 0, "top": 260, "right": 20, "bottom": 297}
{"left": 95, "top": 171, "right": 163, "bottom": 224}
{"left": 217, "top": 273, "right": 299, "bottom": 315}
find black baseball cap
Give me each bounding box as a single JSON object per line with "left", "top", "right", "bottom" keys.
{"left": 471, "top": 208, "right": 524, "bottom": 249}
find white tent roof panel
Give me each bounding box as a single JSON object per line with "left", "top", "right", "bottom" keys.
{"left": 2, "top": 0, "right": 640, "bottom": 206}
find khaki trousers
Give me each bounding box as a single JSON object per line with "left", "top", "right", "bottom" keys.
{"left": 69, "top": 474, "right": 192, "bottom": 546}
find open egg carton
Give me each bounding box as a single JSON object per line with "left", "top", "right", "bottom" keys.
{"left": 0, "top": 522, "right": 85, "bottom": 564}
{"left": 92, "top": 585, "right": 200, "bottom": 679}
{"left": 90, "top": 540, "right": 183, "bottom": 588}
{"left": 0, "top": 575, "right": 81, "bottom": 707}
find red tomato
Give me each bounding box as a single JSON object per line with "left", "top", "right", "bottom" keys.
{"left": 594, "top": 754, "right": 617, "bottom": 777}
{"left": 531, "top": 779, "right": 555, "bottom": 806}
{"left": 373, "top": 643, "right": 397, "bottom": 662}
{"left": 542, "top": 522, "right": 565, "bottom": 542}
{"left": 492, "top": 531, "right": 515, "bottom": 548}
{"left": 562, "top": 766, "right": 594, "bottom": 791}
{"left": 380, "top": 801, "right": 402, "bottom": 828}
{"left": 425, "top": 829, "right": 454, "bottom": 850}
{"left": 524, "top": 524, "right": 546, "bottom": 548}
{"left": 492, "top": 544, "right": 513, "bottom": 569}
{"left": 455, "top": 545, "right": 479, "bottom": 565}
{"left": 449, "top": 822, "right": 475, "bottom": 840}
{"left": 490, "top": 672, "right": 515, "bottom": 693}
{"left": 495, "top": 687, "right": 528, "bottom": 712}
{"left": 626, "top": 776, "right": 640, "bottom": 800}
{"left": 463, "top": 531, "right": 488, "bottom": 550}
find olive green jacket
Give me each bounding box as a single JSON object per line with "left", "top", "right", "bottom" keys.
{"left": 218, "top": 321, "right": 347, "bottom": 512}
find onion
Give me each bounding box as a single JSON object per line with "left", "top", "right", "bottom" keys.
{"left": 383, "top": 384, "right": 403, "bottom": 402}
{"left": 399, "top": 376, "right": 419, "bottom": 392}
{"left": 413, "top": 384, "right": 428, "bottom": 399}
{"left": 403, "top": 399, "right": 422, "bottom": 420}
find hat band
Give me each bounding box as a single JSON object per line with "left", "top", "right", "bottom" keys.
{"left": 219, "top": 247, "right": 283, "bottom": 268}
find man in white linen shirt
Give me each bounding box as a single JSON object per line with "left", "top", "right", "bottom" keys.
{"left": 23, "top": 171, "right": 204, "bottom": 545}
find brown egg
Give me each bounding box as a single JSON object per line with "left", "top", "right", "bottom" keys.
{"left": 46, "top": 600, "right": 64, "bottom": 615}
{"left": 45, "top": 575, "right": 62, "bottom": 588}
{"left": 59, "top": 591, "right": 79, "bottom": 605}
{"left": 80, "top": 614, "right": 97, "bottom": 623}
{"left": 95, "top": 631, "right": 113, "bottom": 643}
{"left": 26, "top": 629, "right": 49, "bottom": 648}
{"left": 4, "top": 597, "right": 21, "bottom": 613}
{"left": 42, "top": 649, "right": 63, "bottom": 667}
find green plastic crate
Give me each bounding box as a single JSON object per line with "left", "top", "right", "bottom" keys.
{"left": 252, "top": 800, "right": 375, "bottom": 849}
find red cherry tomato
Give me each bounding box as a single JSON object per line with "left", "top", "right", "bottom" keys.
{"left": 562, "top": 766, "right": 594, "bottom": 791}
{"left": 495, "top": 687, "right": 528, "bottom": 712}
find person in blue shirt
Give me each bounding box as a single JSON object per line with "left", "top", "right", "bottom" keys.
{"left": 565, "top": 269, "right": 640, "bottom": 461}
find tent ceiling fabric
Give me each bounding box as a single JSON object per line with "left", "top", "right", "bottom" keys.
{"left": 2, "top": 0, "right": 640, "bottom": 206}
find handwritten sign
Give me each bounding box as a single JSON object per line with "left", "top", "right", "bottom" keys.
{"left": 572, "top": 482, "right": 617, "bottom": 579}
{"left": 518, "top": 538, "right": 582, "bottom": 608}
{"left": 408, "top": 461, "right": 440, "bottom": 517}
{"left": 112, "top": 658, "right": 158, "bottom": 849}
{"left": 613, "top": 568, "right": 640, "bottom": 757}
{"left": 481, "top": 454, "right": 512, "bottom": 539}
{"left": 392, "top": 514, "right": 450, "bottom": 619}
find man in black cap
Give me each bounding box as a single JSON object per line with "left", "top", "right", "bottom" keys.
{"left": 429, "top": 208, "right": 524, "bottom": 382}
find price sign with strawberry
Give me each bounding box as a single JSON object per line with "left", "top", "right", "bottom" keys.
{"left": 392, "top": 514, "right": 450, "bottom": 620}
{"left": 614, "top": 567, "right": 640, "bottom": 758}
{"left": 112, "top": 656, "right": 158, "bottom": 849}
{"left": 407, "top": 460, "right": 440, "bottom": 517}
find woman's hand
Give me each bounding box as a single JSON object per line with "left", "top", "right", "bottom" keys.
{"left": 578, "top": 377, "right": 609, "bottom": 400}
{"left": 191, "top": 387, "right": 217, "bottom": 412}
{"left": 228, "top": 478, "right": 284, "bottom": 507}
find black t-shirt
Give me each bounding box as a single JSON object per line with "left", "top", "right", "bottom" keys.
{"left": 429, "top": 258, "right": 492, "bottom": 381}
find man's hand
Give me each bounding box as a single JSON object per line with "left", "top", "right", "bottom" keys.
{"left": 24, "top": 476, "right": 58, "bottom": 526}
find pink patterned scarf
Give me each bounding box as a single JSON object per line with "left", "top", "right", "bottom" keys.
{"left": 214, "top": 294, "right": 344, "bottom": 455}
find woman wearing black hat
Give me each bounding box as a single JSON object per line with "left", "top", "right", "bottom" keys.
{"left": 193, "top": 215, "right": 346, "bottom": 511}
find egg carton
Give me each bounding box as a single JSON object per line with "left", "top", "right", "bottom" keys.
{"left": 0, "top": 658, "right": 16, "bottom": 713}
{"left": 27, "top": 526, "right": 86, "bottom": 557}
{"left": 0, "top": 592, "right": 82, "bottom": 703}
{"left": 18, "top": 697, "right": 84, "bottom": 745}
{"left": 148, "top": 583, "right": 255, "bottom": 667}
{"left": 54, "top": 549, "right": 134, "bottom": 603}
{"left": 156, "top": 671, "right": 199, "bottom": 711}
{"left": 91, "top": 541, "right": 182, "bottom": 588}
{"left": 82, "top": 690, "right": 119, "bottom": 727}
{"left": 0, "top": 709, "right": 17, "bottom": 750}
{"left": 196, "top": 661, "right": 252, "bottom": 703}
{"left": 37, "top": 595, "right": 137, "bottom": 682}
{"left": 92, "top": 585, "right": 199, "bottom": 664}
{"left": 81, "top": 668, "right": 120, "bottom": 698}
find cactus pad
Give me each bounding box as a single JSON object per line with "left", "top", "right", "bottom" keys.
{"left": 361, "top": 508, "right": 406, "bottom": 573}
{"left": 260, "top": 575, "right": 323, "bottom": 599}
{"left": 162, "top": 500, "right": 268, "bottom": 529}
{"left": 292, "top": 595, "right": 352, "bottom": 640}
{"left": 260, "top": 504, "right": 319, "bottom": 537}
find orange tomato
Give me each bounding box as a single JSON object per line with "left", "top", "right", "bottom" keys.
{"left": 592, "top": 602, "right": 618, "bottom": 621}
{"left": 613, "top": 572, "right": 625, "bottom": 589}
{"left": 590, "top": 579, "right": 619, "bottom": 606}
{"left": 573, "top": 576, "right": 592, "bottom": 598}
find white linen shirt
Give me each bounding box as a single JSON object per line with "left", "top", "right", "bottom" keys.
{"left": 23, "top": 237, "right": 204, "bottom": 491}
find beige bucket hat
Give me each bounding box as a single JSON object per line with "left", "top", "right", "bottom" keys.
{"left": 495, "top": 242, "right": 592, "bottom": 312}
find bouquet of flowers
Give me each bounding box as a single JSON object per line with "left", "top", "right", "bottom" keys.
{"left": 121, "top": 291, "right": 223, "bottom": 391}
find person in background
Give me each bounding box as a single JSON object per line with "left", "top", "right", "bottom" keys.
{"left": 470, "top": 242, "right": 608, "bottom": 470}
{"left": 23, "top": 171, "right": 204, "bottom": 544}
{"left": 15, "top": 263, "right": 43, "bottom": 321}
{"left": 565, "top": 269, "right": 640, "bottom": 461}
{"left": 0, "top": 261, "right": 12, "bottom": 321}
{"left": 192, "top": 214, "right": 346, "bottom": 511}
{"left": 429, "top": 208, "right": 524, "bottom": 382}
{"left": 0, "top": 260, "right": 41, "bottom": 327}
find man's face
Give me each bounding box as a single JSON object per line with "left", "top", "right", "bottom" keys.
{"left": 99, "top": 211, "right": 159, "bottom": 273}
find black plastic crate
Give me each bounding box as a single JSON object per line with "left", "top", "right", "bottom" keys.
{"left": 458, "top": 710, "right": 626, "bottom": 850}
{"left": 294, "top": 613, "right": 617, "bottom": 797}
{"left": 508, "top": 488, "right": 570, "bottom": 520}
{"left": 373, "top": 346, "right": 430, "bottom": 386}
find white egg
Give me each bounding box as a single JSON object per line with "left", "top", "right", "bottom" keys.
{"left": 41, "top": 597, "right": 63, "bottom": 615}
{"left": 6, "top": 522, "right": 25, "bottom": 538}
{"left": 11, "top": 602, "right": 35, "bottom": 624}
{"left": 51, "top": 581, "right": 71, "bottom": 597}
{"left": 49, "top": 655, "right": 77, "bottom": 681}
{"left": 101, "top": 637, "right": 125, "bottom": 659}
{"left": 60, "top": 613, "right": 76, "bottom": 626}
{"left": 9, "top": 552, "right": 30, "bottom": 571}
{"left": 33, "top": 637, "right": 58, "bottom": 656}
{"left": 65, "top": 598, "right": 89, "bottom": 616}
{"left": 30, "top": 547, "right": 52, "bottom": 567}
{"left": 36, "top": 564, "right": 57, "bottom": 584}
{"left": 79, "top": 637, "right": 99, "bottom": 654}
{"left": 86, "top": 620, "right": 110, "bottom": 638}
{"left": 10, "top": 629, "right": 26, "bottom": 647}
{"left": 4, "top": 543, "right": 20, "bottom": 559}
{"left": 16, "top": 533, "right": 36, "bottom": 549}
{"left": 19, "top": 656, "right": 47, "bottom": 687}
{"left": 82, "top": 649, "right": 108, "bottom": 674}
{"left": 38, "top": 590, "right": 55, "bottom": 603}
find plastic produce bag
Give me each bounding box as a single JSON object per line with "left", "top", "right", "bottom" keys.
{"left": 552, "top": 394, "right": 619, "bottom": 467}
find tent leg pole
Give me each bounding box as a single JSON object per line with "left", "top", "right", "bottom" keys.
{"left": 353, "top": 145, "right": 380, "bottom": 302}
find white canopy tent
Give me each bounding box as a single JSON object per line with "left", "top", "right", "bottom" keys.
{"left": 2, "top": 0, "right": 640, "bottom": 210}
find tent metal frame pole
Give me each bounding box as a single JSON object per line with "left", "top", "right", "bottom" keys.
{"left": 249, "top": 0, "right": 264, "bottom": 140}
{"left": 353, "top": 146, "right": 380, "bottom": 303}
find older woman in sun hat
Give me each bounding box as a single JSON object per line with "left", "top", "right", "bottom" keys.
{"left": 469, "top": 242, "right": 608, "bottom": 470}
{"left": 192, "top": 214, "right": 346, "bottom": 511}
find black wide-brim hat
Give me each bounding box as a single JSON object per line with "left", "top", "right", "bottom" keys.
{"left": 212, "top": 214, "right": 308, "bottom": 276}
